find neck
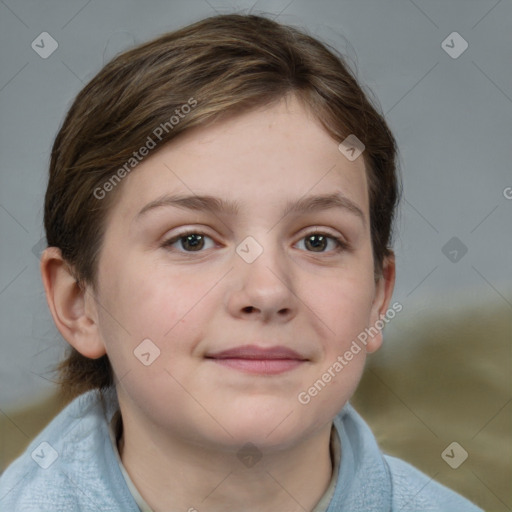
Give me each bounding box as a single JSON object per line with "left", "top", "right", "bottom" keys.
{"left": 117, "top": 406, "right": 334, "bottom": 512}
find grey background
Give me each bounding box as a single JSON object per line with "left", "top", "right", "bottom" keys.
{"left": 0, "top": 0, "right": 510, "bottom": 410}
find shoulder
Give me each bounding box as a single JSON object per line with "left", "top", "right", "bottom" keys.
{"left": 0, "top": 389, "right": 137, "bottom": 512}
{"left": 329, "top": 404, "right": 482, "bottom": 511}
{"left": 384, "top": 455, "right": 483, "bottom": 512}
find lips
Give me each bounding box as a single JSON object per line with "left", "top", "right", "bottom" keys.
{"left": 205, "top": 345, "right": 308, "bottom": 375}
{"left": 207, "top": 345, "right": 306, "bottom": 360}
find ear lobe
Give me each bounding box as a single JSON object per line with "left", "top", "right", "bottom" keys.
{"left": 40, "top": 247, "right": 106, "bottom": 359}
{"left": 365, "top": 253, "right": 396, "bottom": 354}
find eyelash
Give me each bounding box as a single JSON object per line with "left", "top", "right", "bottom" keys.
{"left": 162, "top": 229, "right": 350, "bottom": 254}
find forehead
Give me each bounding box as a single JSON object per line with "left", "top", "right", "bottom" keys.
{"left": 113, "top": 95, "right": 369, "bottom": 221}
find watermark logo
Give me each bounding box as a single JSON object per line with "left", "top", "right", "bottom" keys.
{"left": 441, "top": 441, "right": 468, "bottom": 469}
{"left": 31, "top": 441, "right": 59, "bottom": 469}
{"left": 441, "top": 32, "right": 468, "bottom": 59}
{"left": 31, "top": 236, "right": 47, "bottom": 259}
{"left": 338, "top": 134, "right": 365, "bottom": 162}
{"left": 31, "top": 32, "right": 58, "bottom": 59}
{"left": 236, "top": 236, "right": 264, "bottom": 264}
{"left": 441, "top": 236, "right": 468, "bottom": 263}
{"left": 134, "top": 338, "right": 160, "bottom": 366}
{"left": 237, "top": 442, "right": 262, "bottom": 468}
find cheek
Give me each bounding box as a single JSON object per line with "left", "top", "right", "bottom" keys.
{"left": 95, "top": 264, "right": 213, "bottom": 420}
{"left": 96, "top": 257, "right": 214, "bottom": 368}
{"left": 314, "top": 270, "right": 376, "bottom": 346}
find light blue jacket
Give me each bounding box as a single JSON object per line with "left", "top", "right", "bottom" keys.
{"left": 0, "top": 388, "right": 482, "bottom": 511}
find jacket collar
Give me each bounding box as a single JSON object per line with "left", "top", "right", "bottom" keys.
{"left": 327, "top": 403, "right": 392, "bottom": 511}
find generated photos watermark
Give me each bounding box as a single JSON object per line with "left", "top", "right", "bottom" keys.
{"left": 93, "top": 97, "right": 197, "bottom": 200}
{"left": 298, "top": 301, "right": 403, "bottom": 405}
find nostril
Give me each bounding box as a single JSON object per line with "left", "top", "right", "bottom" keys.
{"left": 243, "top": 306, "right": 255, "bottom": 313}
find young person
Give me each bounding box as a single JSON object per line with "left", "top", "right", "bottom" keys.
{"left": 0, "top": 13, "right": 482, "bottom": 511}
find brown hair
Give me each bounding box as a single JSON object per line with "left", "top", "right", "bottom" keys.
{"left": 44, "top": 13, "right": 400, "bottom": 400}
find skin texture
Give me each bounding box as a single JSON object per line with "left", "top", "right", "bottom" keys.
{"left": 41, "top": 94, "right": 395, "bottom": 511}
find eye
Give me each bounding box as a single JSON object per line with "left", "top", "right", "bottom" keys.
{"left": 296, "top": 231, "right": 349, "bottom": 253}
{"left": 162, "top": 229, "right": 349, "bottom": 254}
{"left": 162, "top": 231, "right": 216, "bottom": 252}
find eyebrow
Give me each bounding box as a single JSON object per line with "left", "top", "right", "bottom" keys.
{"left": 135, "top": 192, "right": 366, "bottom": 225}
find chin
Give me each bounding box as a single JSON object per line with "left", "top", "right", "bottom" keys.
{"left": 208, "top": 405, "right": 319, "bottom": 451}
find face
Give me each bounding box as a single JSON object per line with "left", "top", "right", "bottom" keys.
{"left": 91, "top": 94, "right": 393, "bottom": 452}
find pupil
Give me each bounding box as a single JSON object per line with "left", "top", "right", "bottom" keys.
{"left": 184, "top": 234, "right": 203, "bottom": 250}
{"left": 180, "top": 234, "right": 328, "bottom": 252}
{"left": 307, "top": 234, "right": 326, "bottom": 252}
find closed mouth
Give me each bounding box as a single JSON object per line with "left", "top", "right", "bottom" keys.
{"left": 205, "top": 345, "right": 308, "bottom": 375}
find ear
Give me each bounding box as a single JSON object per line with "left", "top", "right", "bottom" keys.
{"left": 365, "top": 252, "right": 396, "bottom": 354}
{"left": 40, "top": 247, "right": 106, "bottom": 359}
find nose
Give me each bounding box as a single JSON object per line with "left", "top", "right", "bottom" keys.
{"left": 226, "top": 240, "right": 298, "bottom": 323}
